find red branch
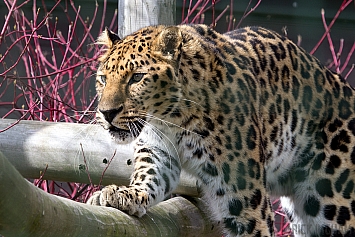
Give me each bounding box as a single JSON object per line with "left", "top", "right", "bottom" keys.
{"left": 310, "top": 0, "right": 353, "bottom": 55}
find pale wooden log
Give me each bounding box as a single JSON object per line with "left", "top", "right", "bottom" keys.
{"left": 117, "top": 0, "right": 176, "bottom": 38}
{"left": 0, "top": 151, "right": 220, "bottom": 237}
{"left": 0, "top": 118, "right": 197, "bottom": 196}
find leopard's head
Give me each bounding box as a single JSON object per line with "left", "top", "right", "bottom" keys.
{"left": 95, "top": 26, "right": 183, "bottom": 143}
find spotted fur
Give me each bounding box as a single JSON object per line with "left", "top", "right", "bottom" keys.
{"left": 87, "top": 24, "right": 355, "bottom": 237}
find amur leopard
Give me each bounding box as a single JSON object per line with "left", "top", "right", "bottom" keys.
{"left": 87, "top": 24, "right": 355, "bottom": 237}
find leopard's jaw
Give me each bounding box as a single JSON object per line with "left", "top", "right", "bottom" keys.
{"left": 89, "top": 24, "right": 355, "bottom": 237}
{"left": 96, "top": 107, "right": 147, "bottom": 143}
{"left": 108, "top": 126, "right": 134, "bottom": 144}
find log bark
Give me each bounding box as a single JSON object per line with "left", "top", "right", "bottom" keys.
{"left": 0, "top": 119, "right": 197, "bottom": 196}
{"left": 0, "top": 151, "right": 220, "bottom": 237}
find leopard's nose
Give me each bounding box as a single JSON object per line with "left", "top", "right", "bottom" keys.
{"left": 99, "top": 106, "right": 123, "bottom": 124}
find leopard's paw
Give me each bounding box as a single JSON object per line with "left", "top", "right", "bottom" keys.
{"left": 87, "top": 185, "right": 148, "bottom": 217}
{"left": 86, "top": 190, "right": 102, "bottom": 206}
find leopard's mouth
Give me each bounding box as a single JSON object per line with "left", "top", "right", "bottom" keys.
{"left": 107, "top": 120, "right": 145, "bottom": 143}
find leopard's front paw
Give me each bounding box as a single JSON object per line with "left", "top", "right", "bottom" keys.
{"left": 86, "top": 185, "right": 149, "bottom": 217}
{"left": 86, "top": 190, "right": 102, "bottom": 206}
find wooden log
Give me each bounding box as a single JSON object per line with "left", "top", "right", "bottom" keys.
{"left": 0, "top": 151, "right": 220, "bottom": 237}
{"left": 0, "top": 118, "right": 198, "bottom": 196}
{"left": 117, "top": 0, "right": 176, "bottom": 38}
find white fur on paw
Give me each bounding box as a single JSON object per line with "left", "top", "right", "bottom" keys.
{"left": 87, "top": 186, "right": 148, "bottom": 217}
{"left": 86, "top": 191, "right": 102, "bottom": 206}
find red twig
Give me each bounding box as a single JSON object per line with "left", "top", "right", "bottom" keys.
{"left": 80, "top": 149, "right": 117, "bottom": 201}
{"left": 80, "top": 143, "right": 93, "bottom": 187}
{"left": 0, "top": 0, "right": 18, "bottom": 44}
{"left": 98, "top": 149, "right": 117, "bottom": 187}
{"left": 321, "top": 9, "right": 340, "bottom": 73}
{"left": 4, "top": 58, "right": 98, "bottom": 80}
{"left": 0, "top": 100, "right": 39, "bottom": 133}
{"left": 211, "top": 0, "right": 216, "bottom": 28}
{"left": 181, "top": 0, "right": 207, "bottom": 24}
{"left": 345, "top": 64, "right": 355, "bottom": 80}
{"left": 214, "top": 5, "right": 230, "bottom": 27}
{"left": 227, "top": 0, "right": 233, "bottom": 31}
{"left": 33, "top": 164, "right": 49, "bottom": 186}
{"left": 310, "top": 0, "right": 353, "bottom": 55}
{"left": 235, "top": 0, "right": 262, "bottom": 29}
{"left": 340, "top": 42, "right": 355, "bottom": 74}
{"left": 0, "top": 0, "right": 62, "bottom": 77}
{"left": 78, "top": 94, "right": 98, "bottom": 123}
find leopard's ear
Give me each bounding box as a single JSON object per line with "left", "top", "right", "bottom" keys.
{"left": 152, "top": 26, "right": 182, "bottom": 60}
{"left": 97, "top": 27, "right": 121, "bottom": 48}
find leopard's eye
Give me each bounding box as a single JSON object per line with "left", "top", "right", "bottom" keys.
{"left": 97, "top": 75, "right": 106, "bottom": 85}
{"left": 129, "top": 73, "right": 146, "bottom": 85}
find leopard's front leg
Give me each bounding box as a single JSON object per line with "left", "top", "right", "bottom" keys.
{"left": 87, "top": 138, "right": 181, "bottom": 217}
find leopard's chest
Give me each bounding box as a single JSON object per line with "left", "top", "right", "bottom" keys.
{"left": 177, "top": 131, "right": 209, "bottom": 172}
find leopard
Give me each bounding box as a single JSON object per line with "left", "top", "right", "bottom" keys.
{"left": 87, "top": 24, "right": 355, "bottom": 237}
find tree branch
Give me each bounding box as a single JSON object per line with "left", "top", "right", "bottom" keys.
{"left": 0, "top": 151, "right": 220, "bottom": 237}
{"left": 0, "top": 119, "right": 198, "bottom": 196}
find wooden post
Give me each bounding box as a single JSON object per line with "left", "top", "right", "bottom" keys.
{"left": 117, "top": 0, "right": 176, "bottom": 38}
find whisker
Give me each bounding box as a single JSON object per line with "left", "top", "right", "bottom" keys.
{"left": 137, "top": 118, "right": 180, "bottom": 165}
{"left": 131, "top": 120, "right": 143, "bottom": 138}
{"left": 138, "top": 111, "right": 202, "bottom": 137}
{"left": 181, "top": 98, "right": 204, "bottom": 108}
{"left": 125, "top": 119, "right": 135, "bottom": 138}
{"left": 165, "top": 96, "right": 203, "bottom": 109}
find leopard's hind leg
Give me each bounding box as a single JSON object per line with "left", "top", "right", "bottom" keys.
{"left": 269, "top": 124, "right": 355, "bottom": 237}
